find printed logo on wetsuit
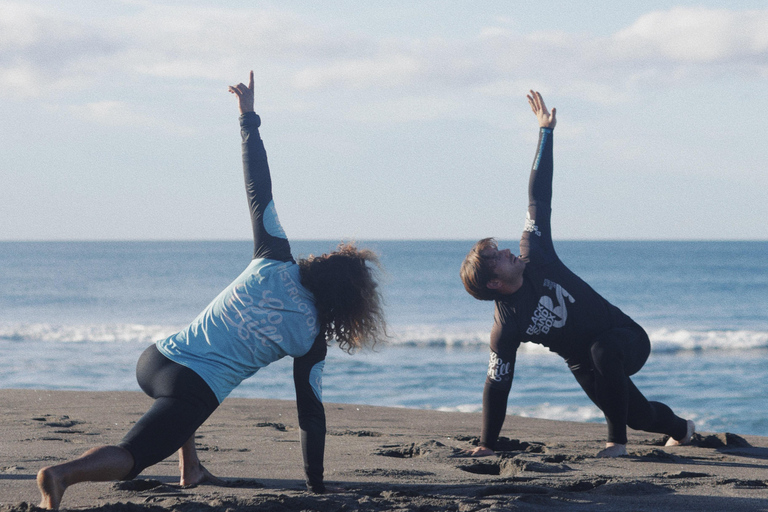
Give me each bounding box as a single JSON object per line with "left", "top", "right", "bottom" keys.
{"left": 487, "top": 352, "right": 511, "bottom": 382}
{"left": 524, "top": 212, "right": 541, "bottom": 237}
{"left": 525, "top": 279, "right": 575, "bottom": 336}
{"left": 222, "top": 284, "right": 285, "bottom": 345}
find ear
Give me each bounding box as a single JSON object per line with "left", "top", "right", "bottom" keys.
{"left": 486, "top": 279, "right": 503, "bottom": 290}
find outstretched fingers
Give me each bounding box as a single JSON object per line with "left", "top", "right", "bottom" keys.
{"left": 527, "top": 90, "right": 546, "bottom": 114}
{"left": 527, "top": 89, "right": 556, "bottom": 129}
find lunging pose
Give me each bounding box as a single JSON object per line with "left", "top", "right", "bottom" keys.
{"left": 37, "top": 71, "right": 387, "bottom": 509}
{"left": 460, "top": 91, "right": 694, "bottom": 458}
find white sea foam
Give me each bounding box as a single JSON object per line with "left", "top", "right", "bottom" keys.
{"left": 387, "top": 324, "right": 768, "bottom": 352}
{"left": 648, "top": 328, "right": 768, "bottom": 353}
{"left": 1, "top": 322, "right": 766, "bottom": 353}
{"left": 437, "top": 402, "right": 604, "bottom": 424}
{"left": 0, "top": 322, "right": 179, "bottom": 344}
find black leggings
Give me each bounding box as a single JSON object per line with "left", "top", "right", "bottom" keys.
{"left": 568, "top": 325, "right": 687, "bottom": 445}
{"left": 118, "top": 345, "right": 219, "bottom": 479}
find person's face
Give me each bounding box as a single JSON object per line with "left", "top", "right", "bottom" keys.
{"left": 480, "top": 246, "right": 525, "bottom": 288}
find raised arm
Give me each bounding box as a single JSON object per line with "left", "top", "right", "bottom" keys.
{"left": 520, "top": 91, "right": 556, "bottom": 261}
{"left": 229, "top": 71, "right": 293, "bottom": 262}
{"left": 526, "top": 90, "right": 556, "bottom": 207}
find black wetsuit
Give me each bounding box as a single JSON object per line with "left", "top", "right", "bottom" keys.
{"left": 119, "top": 112, "right": 327, "bottom": 493}
{"left": 480, "top": 127, "right": 688, "bottom": 449}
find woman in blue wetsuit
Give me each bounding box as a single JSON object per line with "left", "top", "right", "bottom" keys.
{"left": 38, "top": 72, "right": 387, "bottom": 510}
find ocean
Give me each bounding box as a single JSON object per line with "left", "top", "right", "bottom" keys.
{"left": 1, "top": 240, "right": 766, "bottom": 437}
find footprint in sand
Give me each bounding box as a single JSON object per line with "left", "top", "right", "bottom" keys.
{"left": 216, "top": 478, "right": 265, "bottom": 489}
{"left": 32, "top": 415, "right": 84, "bottom": 429}
{"left": 113, "top": 479, "right": 167, "bottom": 492}
{"left": 328, "top": 429, "right": 384, "bottom": 437}
{"left": 454, "top": 435, "right": 546, "bottom": 454}
{"left": 374, "top": 440, "right": 446, "bottom": 458}
{"left": 352, "top": 468, "right": 435, "bottom": 478}
{"left": 658, "top": 470, "right": 710, "bottom": 479}
{"left": 629, "top": 448, "right": 682, "bottom": 461}
{"left": 457, "top": 456, "right": 571, "bottom": 477}
{"left": 255, "top": 421, "right": 290, "bottom": 431}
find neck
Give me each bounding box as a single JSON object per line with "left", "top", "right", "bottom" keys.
{"left": 497, "top": 275, "right": 524, "bottom": 296}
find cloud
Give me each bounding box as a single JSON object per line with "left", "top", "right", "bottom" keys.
{"left": 614, "top": 7, "right": 768, "bottom": 63}
{"left": 65, "top": 100, "right": 195, "bottom": 134}
{"left": 292, "top": 54, "right": 420, "bottom": 90}
{"left": 0, "top": 2, "right": 366, "bottom": 95}
{"left": 1, "top": 3, "right": 766, "bottom": 106}
{"left": 0, "top": 2, "right": 120, "bottom": 97}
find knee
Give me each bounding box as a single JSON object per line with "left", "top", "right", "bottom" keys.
{"left": 589, "top": 339, "right": 621, "bottom": 375}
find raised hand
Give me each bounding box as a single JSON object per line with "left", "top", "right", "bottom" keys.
{"left": 228, "top": 70, "right": 255, "bottom": 114}
{"left": 526, "top": 90, "right": 556, "bottom": 129}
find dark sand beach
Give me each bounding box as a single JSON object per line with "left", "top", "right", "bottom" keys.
{"left": 1, "top": 389, "right": 767, "bottom": 511}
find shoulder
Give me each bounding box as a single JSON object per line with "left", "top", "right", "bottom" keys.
{"left": 492, "top": 301, "right": 521, "bottom": 338}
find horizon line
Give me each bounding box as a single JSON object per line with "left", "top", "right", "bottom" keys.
{"left": 1, "top": 238, "right": 766, "bottom": 243}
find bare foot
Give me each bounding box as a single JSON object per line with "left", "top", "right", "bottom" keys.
{"left": 38, "top": 466, "right": 66, "bottom": 510}
{"left": 455, "top": 446, "right": 495, "bottom": 458}
{"left": 665, "top": 420, "right": 695, "bottom": 447}
{"left": 596, "top": 443, "right": 628, "bottom": 458}
{"left": 180, "top": 463, "right": 226, "bottom": 487}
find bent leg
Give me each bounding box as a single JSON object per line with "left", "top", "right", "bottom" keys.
{"left": 625, "top": 379, "right": 688, "bottom": 440}
{"left": 570, "top": 326, "right": 650, "bottom": 445}
{"left": 178, "top": 434, "right": 227, "bottom": 487}
{"left": 589, "top": 335, "right": 631, "bottom": 444}
{"left": 118, "top": 395, "right": 215, "bottom": 479}
{"left": 120, "top": 346, "right": 219, "bottom": 480}
{"left": 37, "top": 346, "right": 219, "bottom": 510}
{"left": 574, "top": 326, "right": 688, "bottom": 444}
{"left": 568, "top": 362, "right": 627, "bottom": 456}
{"left": 38, "top": 445, "right": 133, "bottom": 510}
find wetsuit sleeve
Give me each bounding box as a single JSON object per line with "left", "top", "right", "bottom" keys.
{"left": 240, "top": 112, "right": 293, "bottom": 262}
{"left": 480, "top": 320, "right": 520, "bottom": 449}
{"left": 519, "top": 127, "right": 556, "bottom": 263}
{"left": 293, "top": 334, "right": 328, "bottom": 493}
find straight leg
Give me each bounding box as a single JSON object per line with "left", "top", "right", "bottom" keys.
{"left": 38, "top": 445, "right": 134, "bottom": 510}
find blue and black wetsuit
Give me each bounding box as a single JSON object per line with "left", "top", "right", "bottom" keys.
{"left": 120, "top": 112, "right": 328, "bottom": 493}
{"left": 480, "top": 127, "right": 688, "bottom": 449}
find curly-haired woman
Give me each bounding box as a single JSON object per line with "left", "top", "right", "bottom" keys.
{"left": 37, "top": 71, "right": 387, "bottom": 509}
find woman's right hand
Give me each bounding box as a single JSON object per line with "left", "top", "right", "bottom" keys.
{"left": 228, "top": 70, "right": 255, "bottom": 114}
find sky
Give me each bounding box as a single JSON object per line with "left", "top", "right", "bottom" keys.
{"left": 2, "top": 0, "right": 767, "bottom": 241}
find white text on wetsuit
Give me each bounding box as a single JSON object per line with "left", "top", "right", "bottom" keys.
{"left": 525, "top": 279, "right": 575, "bottom": 336}
{"left": 487, "top": 352, "right": 511, "bottom": 382}
{"left": 224, "top": 284, "right": 285, "bottom": 345}
{"left": 276, "top": 263, "right": 317, "bottom": 330}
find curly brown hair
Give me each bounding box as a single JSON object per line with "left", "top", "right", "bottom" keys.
{"left": 298, "top": 242, "right": 387, "bottom": 352}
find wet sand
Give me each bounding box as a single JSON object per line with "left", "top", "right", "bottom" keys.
{"left": 1, "top": 389, "right": 767, "bottom": 511}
